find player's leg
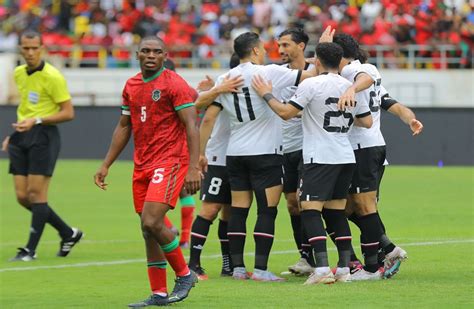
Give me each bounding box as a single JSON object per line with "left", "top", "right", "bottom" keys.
{"left": 283, "top": 151, "right": 314, "bottom": 275}
{"left": 218, "top": 204, "right": 232, "bottom": 276}
{"left": 226, "top": 156, "right": 252, "bottom": 280}
{"left": 179, "top": 188, "right": 195, "bottom": 248}
{"left": 140, "top": 163, "right": 197, "bottom": 304}
{"left": 188, "top": 201, "right": 221, "bottom": 279}
{"left": 129, "top": 215, "right": 169, "bottom": 307}
{"left": 249, "top": 155, "right": 285, "bottom": 282}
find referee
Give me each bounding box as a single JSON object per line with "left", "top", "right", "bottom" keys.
{"left": 2, "top": 31, "right": 83, "bottom": 261}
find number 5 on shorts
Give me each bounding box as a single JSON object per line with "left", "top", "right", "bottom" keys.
{"left": 152, "top": 168, "right": 165, "bottom": 184}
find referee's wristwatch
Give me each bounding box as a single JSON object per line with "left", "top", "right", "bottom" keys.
{"left": 35, "top": 117, "right": 43, "bottom": 125}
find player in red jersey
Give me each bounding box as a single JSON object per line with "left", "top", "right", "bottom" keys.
{"left": 94, "top": 36, "right": 200, "bottom": 307}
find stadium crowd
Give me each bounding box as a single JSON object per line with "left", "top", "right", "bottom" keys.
{"left": 0, "top": 0, "right": 473, "bottom": 68}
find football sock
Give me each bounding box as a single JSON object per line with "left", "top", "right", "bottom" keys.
{"left": 26, "top": 203, "right": 51, "bottom": 252}
{"left": 46, "top": 204, "right": 73, "bottom": 239}
{"left": 254, "top": 207, "right": 277, "bottom": 271}
{"left": 323, "top": 209, "right": 352, "bottom": 268}
{"left": 147, "top": 260, "right": 168, "bottom": 295}
{"left": 218, "top": 219, "right": 232, "bottom": 270}
{"left": 375, "top": 212, "right": 387, "bottom": 233}
{"left": 358, "top": 213, "right": 384, "bottom": 273}
{"left": 375, "top": 212, "right": 396, "bottom": 254}
{"left": 290, "top": 215, "right": 304, "bottom": 258}
{"left": 228, "top": 207, "right": 249, "bottom": 268}
{"left": 301, "top": 209, "right": 328, "bottom": 268}
{"left": 160, "top": 237, "right": 189, "bottom": 277}
{"left": 301, "top": 228, "right": 315, "bottom": 266}
{"left": 188, "top": 216, "right": 212, "bottom": 267}
{"left": 179, "top": 196, "right": 195, "bottom": 244}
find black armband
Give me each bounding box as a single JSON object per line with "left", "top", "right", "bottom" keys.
{"left": 380, "top": 94, "right": 398, "bottom": 111}
{"left": 263, "top": 93, "right": 275, "bottom": 103}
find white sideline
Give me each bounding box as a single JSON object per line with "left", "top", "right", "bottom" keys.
{"left": 0, "top": 238, "right": 472, "bottom": 273}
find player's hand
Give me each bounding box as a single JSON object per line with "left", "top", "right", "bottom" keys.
{"left": 217, "top": 74, "right": 244, "bottom": 93}
{"left": 94, "top": 165, "right": 109, "bottom": 190}
{"left": 338, "top": 86, "right": 356, "bottom": 111}
{"left": 410, "top": 119, "right": 424, "bottom": 136}
{"left": 199, "top": 155, "right": 208, "bottom": 173}
{"left": 185, "top": 166, "right": 201, "bottom": 195}
{"left": 12, "top": 118, "right": 36, "bottom": 132}
{"left": 251, "top": 75, "right": 272, "bottom": 97}
{"left": 1, "top": 136, "right": 10, "bottom": 152}
{"left": 319, "top": 25, "right": 335, "bottom": 43}
{"left": 197, "top": 75, "right": 215, "bottom": 92}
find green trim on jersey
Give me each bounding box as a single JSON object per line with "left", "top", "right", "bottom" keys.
{"left": 174, "top": 103, "right": 194, "bottom": 111}
{"left": 142, "top": 66, "right": 166, "bottom": 83}
{"left": 147, "top": 261, "right": 167, "bottom": 269}
{"left": 160, "top": 237, "right": 179, "bottom": 253}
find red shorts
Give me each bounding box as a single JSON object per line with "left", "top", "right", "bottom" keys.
{"left": 132, "top": 162, "right": 188, "bottom": 213}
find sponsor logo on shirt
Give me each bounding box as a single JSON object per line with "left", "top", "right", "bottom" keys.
{"left": 152, "top": 89, "right": 161, "bottom": 102}
{"left": 28, "top": 91, "right": 39, "bottom": 104}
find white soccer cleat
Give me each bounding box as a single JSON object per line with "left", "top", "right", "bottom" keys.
{"left": 251, "top": 269, "right": 286, "bottom": 282}
{"left": 334, "top": 267, "right": 351, "bottom": 283}
{"left": 350, "top": 268, "right": 383, "bottom": 281}
{"left": 384, "top": 246, "right": 407, "bottom": 278}
{"left": 288, "top": 258, "right": 314, "bottom": 276}
{"left": 232, "top": 267, "right": 250, "bottom": 280}
{"left": 303, "top": 268, "right": 336, "bottom": 285}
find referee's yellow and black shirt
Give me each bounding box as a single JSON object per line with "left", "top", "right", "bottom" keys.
{"left": 14, "top": 61, "right": 71, "bottom": 122}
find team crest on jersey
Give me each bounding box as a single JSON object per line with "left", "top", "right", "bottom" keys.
{"left": 152, "top": 89, "right": 161, "bottom": 102}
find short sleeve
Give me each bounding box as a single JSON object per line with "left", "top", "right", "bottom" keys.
{"left": 48, "top": 74, "right": 71, "bottom": 104}
{"left": 288, "top": 79, "right": 313, "bottom": 110}
{"left": 170, "top": 74, "right": 195, "bottom": 111}
{"left": 121, "top": 83, "right": 130, "bottom": 115}
{"left": 354, "top": 92, "right": 371, "bottom": 118}
{"left": 360, "top": 63, "right": 381, "bottom": 85}
{"left": 265, "top": 64, "right": 300, "bottom": 89}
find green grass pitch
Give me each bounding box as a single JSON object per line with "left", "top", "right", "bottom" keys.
{"left": 1, "top": 159, "right": 473, "bottom": 308}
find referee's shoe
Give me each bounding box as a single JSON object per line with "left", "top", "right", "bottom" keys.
{"left": 57, "top": 227, "right": 83, "bottom": 257}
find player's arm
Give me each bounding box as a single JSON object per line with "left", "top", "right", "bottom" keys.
{"left": 199, "top": 104, "right": 221, "bottom": 172}
{"left": 382, "top": 93, "right": 423, "bottom": 135}
{"left": 195, "top": 75, "right": 244, "bottom": 109}
{"left": 353, "top": 112, "right": 373, "bottom": 128}
{"left": 177, "top": 105, "right": 202, "bottom": 194}
{"left": 337, "top": 73, "right": 374, "bottom": 110}
{"left": 94, "top": 115, "right": 132, "bottom": 190}
{"left": 252, "top": 75, "right": 300, "bottom": 120}
{"left": 13, "top": 100, "right": 74, "bottom": 132}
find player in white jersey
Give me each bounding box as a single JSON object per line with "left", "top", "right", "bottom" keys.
{"left": 333, "top": 34, "right": 422, "bottom": 280}
{"left": 276, "top": 28, "right": 316, "bottom": 276}
{"left": 252, "top": 42, "right": 373, "bottom": 284}
{"left": 200, "top": 32, "right": 315, "bottom": 282}
{"left": 188, "top": 57, "right": 244, "bottom": 280}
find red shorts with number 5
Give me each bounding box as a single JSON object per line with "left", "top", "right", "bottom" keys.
{"left": 132, "top": 162, "right": 188, "bottom": 213}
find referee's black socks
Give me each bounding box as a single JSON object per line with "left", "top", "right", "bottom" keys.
{"left": 26, "top": 203, "right": 51, "bottom": 252}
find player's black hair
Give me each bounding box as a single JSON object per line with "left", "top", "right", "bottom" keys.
{"left": 315, "top": 42, "right": 343, "bottom": 70}
{"left": 229, "top": 52, "right": 240, "bottom": 68}
{"left": 356, "top": 47, "right": 370, "bottom": 64}
{"left": 333, "top": 33, "right": 359, "bottom": 59}
{"left": 233, "top": 32, "right": 260, "bottom": 59}
{"left": 19, "top": 30, "right": 43, "bottom": 45}
{"left": 278, "top": 28, "right": 309, "bottom": 49}
{"left": 139, "top": 36, "right": 165, "bottom": 49}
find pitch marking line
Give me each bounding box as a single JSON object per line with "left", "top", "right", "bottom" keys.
{"left": 0, "top": 239, "right": 472, "bottom": 273}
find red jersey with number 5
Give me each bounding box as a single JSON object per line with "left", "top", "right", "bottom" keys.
{"left": 121, "top": 67, "right": 196, "bottom": 170}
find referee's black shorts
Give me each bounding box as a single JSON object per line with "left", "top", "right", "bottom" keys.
{"left": 349, "top": 145, "right": 386, "bottom": 194}
{"left": 282, "top": 150, "right": 303, "bottom": 194}
{"left": 8, "top": 125, "right": 61, "bottom": 177}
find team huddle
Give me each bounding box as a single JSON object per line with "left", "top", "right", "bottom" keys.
{"left": 94, "top": 26, "right": 423, "bottom": 306}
